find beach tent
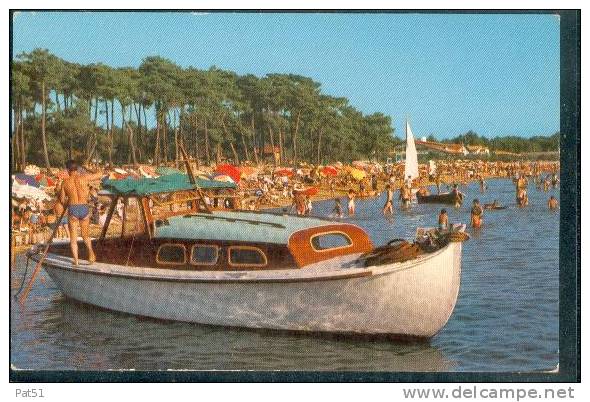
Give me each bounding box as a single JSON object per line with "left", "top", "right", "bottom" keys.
{"left": 215, "top": 164, "right": 241, "bottom": 184}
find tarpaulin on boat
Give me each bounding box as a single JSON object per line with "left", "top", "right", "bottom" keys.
{"left": 101, "top": 173, "right": 236, "bottom": 196}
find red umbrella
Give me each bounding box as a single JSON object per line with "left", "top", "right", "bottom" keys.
{"left": 321, "top": 166, "right": 338, "bottom": 176}
{"left": 215, "top": 164, "right": 241, "bottom": 184}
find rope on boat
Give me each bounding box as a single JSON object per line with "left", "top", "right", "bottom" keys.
{"left": 13, "top": 251, "right": 34, "bottom": 299}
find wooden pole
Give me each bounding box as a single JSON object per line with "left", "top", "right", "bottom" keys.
{"left": 120, "top": 198, "right": 128, "bottom": 238}
{"left": 179, "top": 142, "right": 212, "bottom": 214}
{"left": 139, "top": 197, "right": 153, "bottom": 239}
{"left": 99, "top": 196, "right": 118, "bottom": 242}
{"left": 18, "top": 203, "right": 68, "bottom": 304}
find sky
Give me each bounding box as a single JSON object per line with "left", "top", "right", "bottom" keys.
{"left": 12, "top": 11, "right": 560, "bottom": 139}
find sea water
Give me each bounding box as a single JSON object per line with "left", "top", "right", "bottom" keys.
{"left": 10, "top": 178, "right": 559, "bottom": 371}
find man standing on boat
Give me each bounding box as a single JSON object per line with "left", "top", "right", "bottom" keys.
{"left": 58, "top": 160, "right": 105, "bottom": 266}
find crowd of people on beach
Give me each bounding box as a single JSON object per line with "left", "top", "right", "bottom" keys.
{"left": 11, "top": 159, "right": 560, "bottom": 250}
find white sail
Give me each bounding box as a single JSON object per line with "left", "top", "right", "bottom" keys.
{"left": 405, "top": 120, "right": 419, "bottom": 181}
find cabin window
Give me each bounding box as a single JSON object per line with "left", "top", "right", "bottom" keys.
{"left": 190, "top": 244, "right": 219, "bottom": 266}
{"left": 310, "top": 232, "right": 353, "bottom": 251}
{"left": 228, "top": 246, "right": 267, "bottom": 267}
{"left": 156, "top": 244, "right": 186, "bottom": 265}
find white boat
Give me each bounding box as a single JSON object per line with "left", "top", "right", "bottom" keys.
{"left": 27, "top": 172, "right": 468, "bottom": 339}
{"left": 404, "top": 119, "right": 420, "bottom": 182}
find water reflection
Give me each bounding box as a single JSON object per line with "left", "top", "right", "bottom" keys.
{"left": 12, "top": 284, "right": 452, "bottom": 371}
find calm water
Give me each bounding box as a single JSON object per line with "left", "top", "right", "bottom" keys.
{"left": 10, "top": 178, "right": 559, "bottom": 372}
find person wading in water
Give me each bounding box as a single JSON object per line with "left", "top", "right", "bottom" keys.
{"left": 58, "top": 160, "right": 105, "bottom": 266}
{"left": 382, "top": 184, "right": 394, "bottom": 216}
{"left": 470, "top": 198, "right": 484, "bottom": 228}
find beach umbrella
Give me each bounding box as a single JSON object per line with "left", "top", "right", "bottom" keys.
{"left": 14, "top": 173, "right": 40, "bottom": 187}
{"left": 24, "top": 164, "right": 41, "bottom": 176}
{"left": 12, "top": 181, "right": 51, "bottom": 201}
{"left": 274, "top": 168, "right": 294, "bottom": 177}
{"left": 349, "top": 167, "right": 367, "bottom": 181}
{"left": 215, "top": 164, "right": 241, "bottom": 184}
{"left": 321, "top": 166, "right": 338, "bottom": 176}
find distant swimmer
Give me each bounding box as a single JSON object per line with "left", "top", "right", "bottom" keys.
{"left": 548, "top": 196, "right": 559, "bottom": 210}
{"left": 551, "top": 172, "right": 559, "bottom": 188}
{"left": 332, "top": 198, "right": 343, "bottom": 218}
{"left": 399, "top": 183, "right": 411, "bottom": 208}
{"left": 471, "top": 199, "right": 483, "bottom": 228}
{"left": 58, "top": 160, "right": 105, "bottom": 266}
{"left": 382, "top": 184, "right": 394, "bottom": 216}
{"left": 478, "top": 176, "right": 487, "bottom": 193}
{"left": 517, "top": 188, "right": 529, "bottom": 207}
{"left": 347, "top": 189, "right": 356, "bottom": 216}
{"left": 438, "top": 208, "right": 449, "bottom": 231}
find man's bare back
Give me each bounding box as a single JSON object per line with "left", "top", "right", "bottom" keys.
{"left": 61, "top": 174, "right": 91, "bottom": 206}
{"left": 58, "top": 160, "right": 104, "bottom": 265}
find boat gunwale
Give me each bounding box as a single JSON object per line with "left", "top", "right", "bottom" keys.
{"left": 32, "top": 241, "right": 456, "bottom": 284}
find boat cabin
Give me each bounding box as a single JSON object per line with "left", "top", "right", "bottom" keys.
{"left": 48, "top": 174, "right": 374, "bottom": 271}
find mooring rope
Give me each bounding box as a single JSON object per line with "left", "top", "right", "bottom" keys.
{"left": 13, "top": 251, "right": 33, "bottom": 299}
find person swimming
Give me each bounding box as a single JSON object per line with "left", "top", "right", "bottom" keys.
{"left": 438, "top": 208, "right": 449, "bottom": 231}
{"left": 471, "top": 199, "right": 483, "bottom": 228}
{"left": 548, "top": 195, "right": 559, "bottom": 210}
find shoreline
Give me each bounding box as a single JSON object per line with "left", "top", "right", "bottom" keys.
{"left": 11, "top": 172, "right": 557, "bottom": 257}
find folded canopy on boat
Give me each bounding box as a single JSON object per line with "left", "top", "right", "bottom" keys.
{"left": 101, "top": 173, "right": 236, "bottom": 197}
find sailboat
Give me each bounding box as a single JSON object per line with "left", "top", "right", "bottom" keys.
{"left": 404, "top": 119, "right": 419, "bottom": 183}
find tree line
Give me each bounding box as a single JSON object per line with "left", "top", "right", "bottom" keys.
{"left": 11, "top": 49, "right": 399, "bottom": 170}
{"left": 430, "top": 130, "right": 560, "bottom": 154}
{"left": 11, "top": 49, "right": 559, "bottom": 171}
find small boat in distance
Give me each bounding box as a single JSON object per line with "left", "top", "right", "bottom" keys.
{"left": 417, "top": 191, "right": 464, "bottom": 206}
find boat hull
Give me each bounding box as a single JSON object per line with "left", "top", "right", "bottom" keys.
{"left": 36, "top": 242, "right": 462, "bottom": 339}
{"left": 417, "top": 193, "right": 462, "bottom": 205}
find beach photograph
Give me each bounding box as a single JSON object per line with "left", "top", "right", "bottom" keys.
{"left": 8, "top": 10, "right": 579, "bottom": 381}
